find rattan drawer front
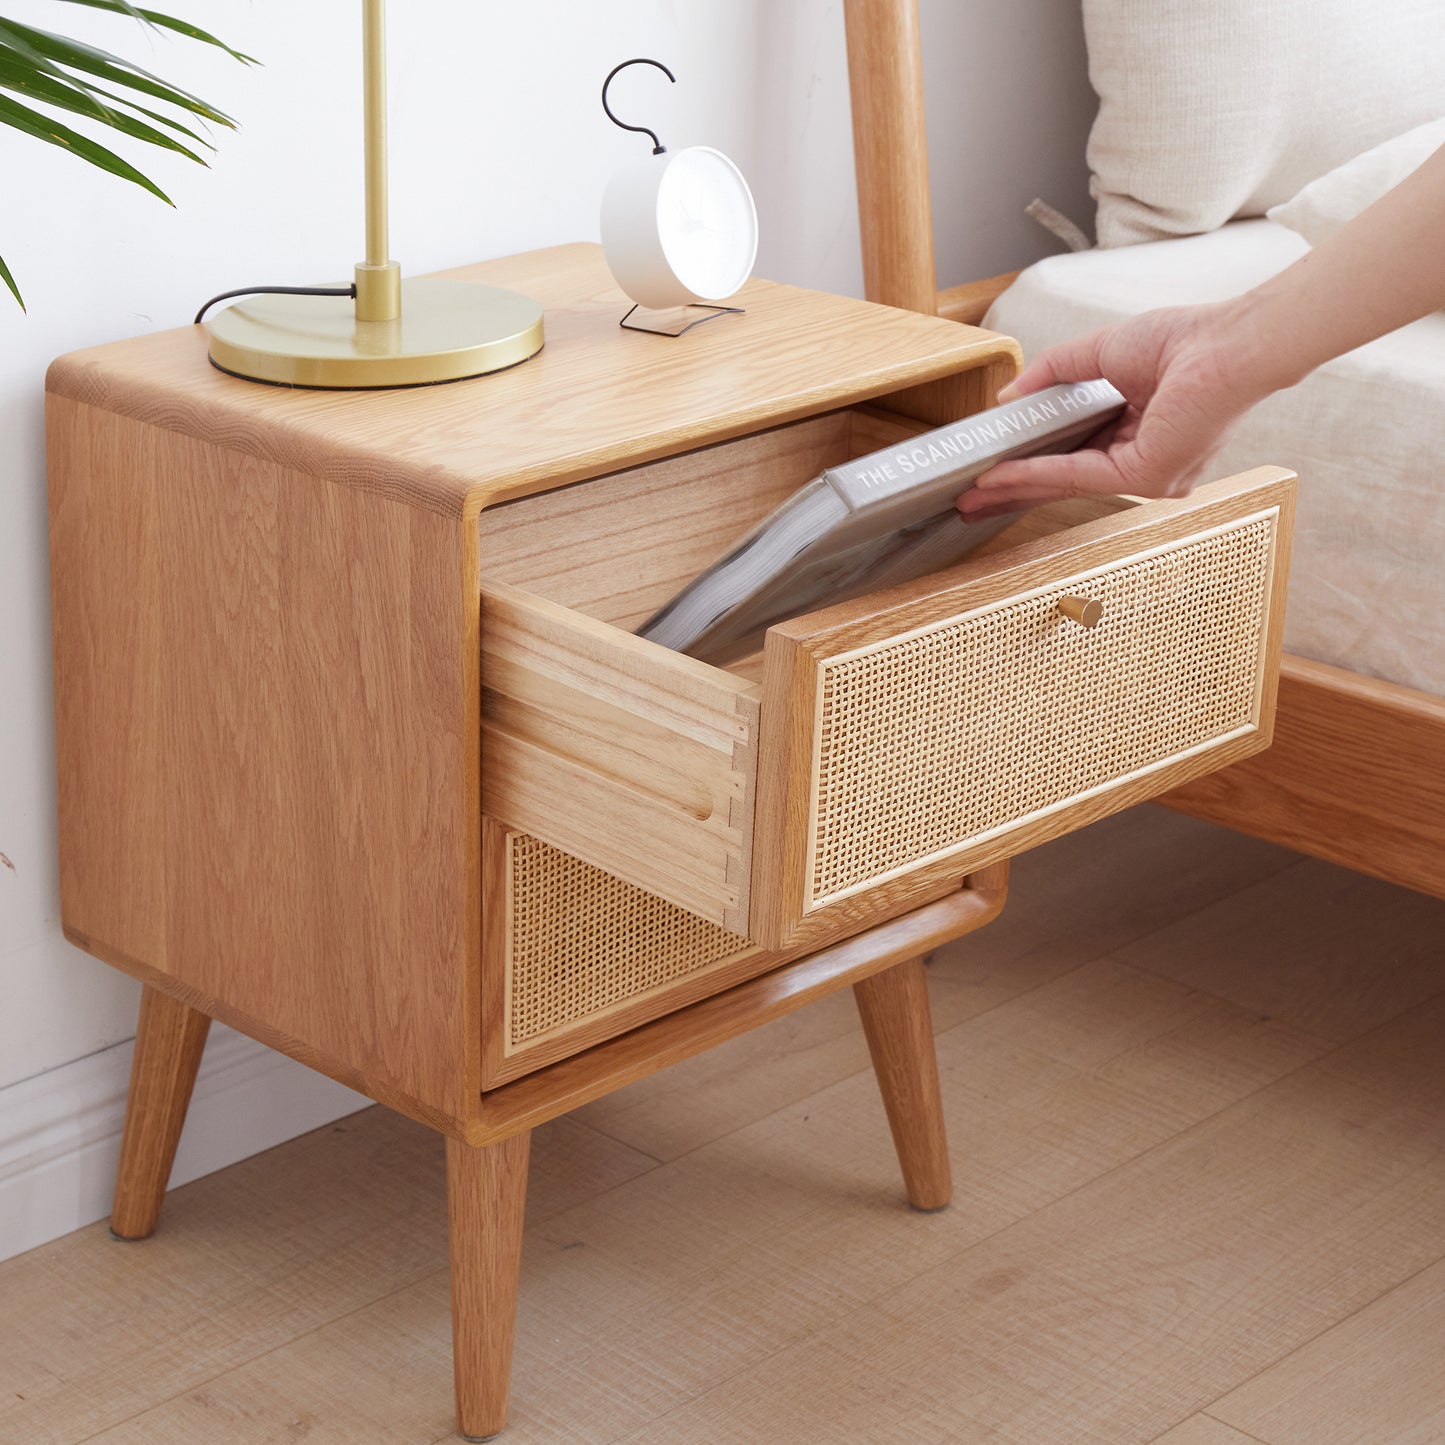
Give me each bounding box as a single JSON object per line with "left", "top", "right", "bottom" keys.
{"left": 483, "top": 822, "right": 777, "bottom": 1085}
{"left": 753, "top": 468, "right": 1297, "bottom": 951}
{"left": 510, "top": 831, "right": 752, "bottom": 1042}
{"left": 813, "top": 514, "right": 1273, "bottom": 903}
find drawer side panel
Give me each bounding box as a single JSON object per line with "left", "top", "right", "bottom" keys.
{"left": 481, "top": 579, "right": 759, "bottom": 933}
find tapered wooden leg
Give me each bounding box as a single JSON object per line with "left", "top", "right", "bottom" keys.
{"left": 853, "top": 956, "right": 952, "bottom": 1211}
{"left": 110, "top": 985, "right": 212, "bottom": 1240}
{"left": 447, "top": 1130, "right": 531, "bottom": 1442}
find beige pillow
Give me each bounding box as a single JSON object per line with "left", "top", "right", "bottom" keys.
{"left": 1085, "top": 0, "right": 1445, "bottom": 248}
{"left": 1267, "top": 117, "right": 1445, "bottom": 246}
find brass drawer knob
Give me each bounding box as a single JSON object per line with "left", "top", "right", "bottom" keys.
{"left": 1058, "top": 594, "right": 1103, "bottom": 629}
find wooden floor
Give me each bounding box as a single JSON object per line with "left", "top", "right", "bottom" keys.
{"left": 5, "top": 806, "right": 1445, "bottom": 1444}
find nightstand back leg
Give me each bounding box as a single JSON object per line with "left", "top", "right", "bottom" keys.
{"left": 853, "top": 956, "right": 952, "bottom": 1211}
{"left": 110, "top": 985, "right": 212, "bottom": 1240}
{"left": 447, "top": 1130, "right": 531, "bottom": 1441}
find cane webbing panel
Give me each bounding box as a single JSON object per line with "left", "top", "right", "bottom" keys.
{"left": 812, "top": 515, "right": 1275, "bottom": 904}
{"left": 509, "top": 833, "right": 753, "bottom": 1045}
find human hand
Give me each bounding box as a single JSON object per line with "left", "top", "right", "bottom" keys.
{"left": 958, "top": 300, "right": 1264, "bottom": 520}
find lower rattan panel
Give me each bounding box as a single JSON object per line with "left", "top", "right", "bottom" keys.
{"left": 811, "top": 514, "right": 1276, "bottom": 905}
{"left": 496, "top": 832, "right": 760, "bottom": 1078}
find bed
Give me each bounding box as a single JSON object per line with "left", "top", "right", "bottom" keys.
{"left": 844, "top": 0, "right": 1445, "bottom": 900}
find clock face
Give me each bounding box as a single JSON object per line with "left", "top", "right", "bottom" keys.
{"left": 655, "top": 147, "right": 758, "bottom": 301}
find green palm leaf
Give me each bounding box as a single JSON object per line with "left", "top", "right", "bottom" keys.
{"left": 0, "top": 251, "right": 23, "bottom": 310}
{"left": 0, "top": 50, "right": 205, "bottom": 160}
{"left": 55, "top": 0, "right": 258, "bottom": 66}
{"left": 0, "top": 2, "right": 249, "bottom": 310}
{"left": 0, "top": 18, "right": 84, "bottom": 89}
{"left": 0, "top": 18, "right": 235, "bottom": 126}
{"left": 0, "top": 90, "right": 173, "bottom": 200}
{"left": 86, "top": 81, "right": 215, "bottom": 147}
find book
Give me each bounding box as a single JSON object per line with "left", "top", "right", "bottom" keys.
{"left": 638, "top": 378, "right": 1126, "bottom": 663}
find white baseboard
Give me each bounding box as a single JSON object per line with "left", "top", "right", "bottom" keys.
{"left": 0, "top": 1024, "right": 368, "bottom": 1263}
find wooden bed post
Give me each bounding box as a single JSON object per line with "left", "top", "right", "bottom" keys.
{"left": 844, "top": 0, "right": 939, "bottom": 314}
{"left": 844, "top": 0, "right": 1021, "bottom": 326}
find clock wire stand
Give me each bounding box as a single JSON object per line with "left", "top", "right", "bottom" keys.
{"left": 619, "top": 302, "right": 745, "bottom": 337}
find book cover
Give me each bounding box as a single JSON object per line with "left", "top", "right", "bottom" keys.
{"left": 638, "top": 379, "right": 1125, "bottom": 663}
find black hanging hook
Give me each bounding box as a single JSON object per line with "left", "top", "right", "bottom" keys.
{"left": 601, "top": 57, "right": 675, "bottom": 155}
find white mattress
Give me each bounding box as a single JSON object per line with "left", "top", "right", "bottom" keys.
{"left": 985, "top": 219, "right": 1445, "bottom": 695}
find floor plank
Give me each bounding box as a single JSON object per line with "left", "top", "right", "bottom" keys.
{"left": 1112, "top": 857, "right": 1445, "bottom": 1043}
{"left": 614, "top": 995, "right": 1445, "bottom": 1444}
{"left": 572, "top": 806, "right": 1300, "bottom": 1162}
{"left": 0, "top": 1112, "right": 656, "bottom": 1445}
{"left": 1210, "top": 1254, "right": 1445, "bottom": 1444}
{"left": 79, "top": 960, "right": 1324, "bottom": 1443}
{"left": 1153, "top": 1416, "right": 1267, "bottom": 1444}
{"left": 3, "top": 813, "right": 1442, "bottom": 1444}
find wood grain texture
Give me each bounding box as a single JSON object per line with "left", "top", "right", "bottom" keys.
{"left": 877, "top": 349, "right": 1020, "bottom": 438}
{"left": 481, "top": 579, "right": 759, "bottom": 931}
{"left": 46, "top": 244, "right": 1017, "bottom": 522}
{"left": 447, "top": 1131, "right": 531, "bottom": 1442}
{"left": 48, "top": 393, "right": 166, "bottom": 970}
{"left": 55, "top": 236, "right": 1302, "bottom": 1440}
{"left": 769, "top": 469, "right": 1294, "bottom": 663}
{"left": 752, "top": 468, "right": 1297, "bottom": 951}
{"left": 937, "top": 272, "right": 1022, "bottom": 326}
{"left": 50, "top": 246, "right": 1019, "bottom": 1140}
{"left": 844, "top": 0, "right": 937, "bottom": 314}
{"left": 48, "top": 398, "right": 481, "bottom": 1134}
{"left": 1212, "top": 1254, "right": 1445, "bottom": 1444}
{"left": 478, "top": 397, "right": 1064, "bottom": 942}
{"left": 0, "top": 1107, "right": 657, "bottom": 1445}
{"left": 621, "top": 991, "right": 1445, "bottom": 1444}
{"left": 109, "top": 986, "right": 211, "bottom": 1240}
{"left": 67, "top": 954, "right": 1326, "bottom": 1443}
{"left": 477, "top": 410, "right": 854, "bottom": 632}
{"left": 1163, "top": 656, "right": 1445, "bottom": 902}
{"left": 15, "top": 814, "right": 1445, "bottom": 1444}
{"left": 1153, "top": 1416, "right": 1272, "bottom": 1444}
{"left": 853, "top": 957, "right": 952, "bottom": 1210}
{"left": 1113, "top": 850, "right": 1445, "bottom": 1048}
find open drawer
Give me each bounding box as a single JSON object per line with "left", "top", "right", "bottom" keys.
{"left": 480, "top": 407, "right": 1296, "bottom": 958}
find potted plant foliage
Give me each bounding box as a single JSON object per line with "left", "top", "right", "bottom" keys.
{"left": 0, "top": 0, "right": 251, "bottom": 308}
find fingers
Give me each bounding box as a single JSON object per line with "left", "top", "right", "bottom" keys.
{"left": 996, "top": 327, "right": 1112, "bottom": 403}
{"left": 958, "top": 447, "right": 1134, "bottom": 514}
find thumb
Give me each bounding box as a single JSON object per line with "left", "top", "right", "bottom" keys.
{"left": 997, "top": 327, "right": 1111, "bottom": 403}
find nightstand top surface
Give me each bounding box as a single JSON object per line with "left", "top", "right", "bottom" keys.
{"left": 47, "top": 243, "right": 1018, "bottom": 519}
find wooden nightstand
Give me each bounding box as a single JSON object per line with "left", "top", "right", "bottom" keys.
{"left": 47, "top": 244, "right": 1294, "bottom": 1439}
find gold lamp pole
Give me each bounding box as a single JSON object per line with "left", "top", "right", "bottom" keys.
{"left": 207, "top": 0, "right": 544, "bottom": 388}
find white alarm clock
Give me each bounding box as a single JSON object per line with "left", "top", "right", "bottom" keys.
{"left": 599, "top": 60, "right": 759, "bottom": 311}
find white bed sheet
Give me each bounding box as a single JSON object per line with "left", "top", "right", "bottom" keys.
{"left": 985, "top": 219, "right": 1445, "bottom": 695}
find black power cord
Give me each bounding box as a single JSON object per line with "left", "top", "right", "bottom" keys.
{"left": 194, "top": 284, "right": 357, "bottom": 325}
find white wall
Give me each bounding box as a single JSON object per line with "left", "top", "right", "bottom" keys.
{"left": 0, "top": 0, "right": 1092, "bottom": 1260}
{"left": 921, "top": 0, "right": 1097, "bottom": 280}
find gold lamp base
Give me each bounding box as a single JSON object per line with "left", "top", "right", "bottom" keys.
{"left": 207, "top": 276, "right": 544, "bottom": 389}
